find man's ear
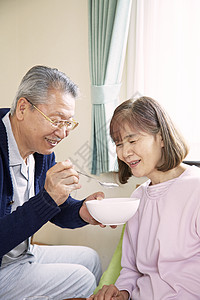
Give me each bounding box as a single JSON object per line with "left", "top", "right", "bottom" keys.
{"left": 15, "top": 98, "right": 29, "bottom": 120}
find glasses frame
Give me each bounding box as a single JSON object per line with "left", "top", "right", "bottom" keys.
{"left": 24, "top": 97, "right": 79, "bottom": 130}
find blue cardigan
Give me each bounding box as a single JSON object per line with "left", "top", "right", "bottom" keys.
{"left": 0, "top": 108, "right": 87, "bottom": 266}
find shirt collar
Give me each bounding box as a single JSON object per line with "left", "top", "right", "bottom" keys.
{"left": 2, "top": 111, "right": 24, "bottom": 167}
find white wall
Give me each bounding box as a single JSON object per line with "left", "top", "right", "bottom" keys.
{"left": 0, "top": 0, "right": 146, "bottom": 272}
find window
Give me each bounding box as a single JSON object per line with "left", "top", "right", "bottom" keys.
{"left": 127, "top": 0, "right": 200, "bottom": 160}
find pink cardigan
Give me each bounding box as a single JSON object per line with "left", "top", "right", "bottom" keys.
{"left": 116, "top": 166, "right": 200, "bottom": 299}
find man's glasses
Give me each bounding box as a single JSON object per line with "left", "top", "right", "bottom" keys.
{"left": 25, "top": 97, "right": 79, "bottom": 130}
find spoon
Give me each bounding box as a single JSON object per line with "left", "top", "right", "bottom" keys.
{"left": 77, "top": 171, "right": 119, "bottom": 188}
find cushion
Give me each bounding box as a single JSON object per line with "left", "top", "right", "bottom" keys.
{"left": 94, "top": 224, "right": 125, "bottom": 294}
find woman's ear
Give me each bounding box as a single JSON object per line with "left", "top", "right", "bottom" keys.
{"left": 159, "top": 131, "right": 164, "bottom": 148}
{"left": 15, "top": 98, "right": 29, "bottom": 120}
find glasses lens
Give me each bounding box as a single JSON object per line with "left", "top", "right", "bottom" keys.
{"left": 50, "top": 121, "right": 60, "bottom": 128}
{"left": 50, "top": 120, "right": 78, "bottom": 130}
{"left": 66, "top": 120, "right": 78, "bottom": 130}
{"left": 66, "top": 121, "right": 73, "bottom": 129}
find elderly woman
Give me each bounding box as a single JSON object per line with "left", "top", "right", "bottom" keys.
{"left": 89, "top": 97, "right": 200, "bottom": 300}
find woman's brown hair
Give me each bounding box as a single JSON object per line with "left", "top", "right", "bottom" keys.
{"left": 110, "top": 96, "right": 189, "bottom": 184}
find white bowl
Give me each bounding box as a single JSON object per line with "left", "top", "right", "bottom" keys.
{"left": 86, "top": 197, "right": 140, "bottom": 225}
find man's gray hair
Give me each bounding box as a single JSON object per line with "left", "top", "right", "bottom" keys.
{"left": 10, "top": 65, "right": 79, "bottom": 115}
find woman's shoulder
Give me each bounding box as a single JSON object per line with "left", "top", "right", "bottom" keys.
{"left": 130, "top": 180, "right": 150, "bottom": 198}
{"left": 181, "top": 165, "right": 200, "bottom": 182}
{"left": 174, "top": 165, "right": 200, "bottom": 194}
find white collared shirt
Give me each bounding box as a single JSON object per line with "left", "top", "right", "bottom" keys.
{"left": 1, "top": 111, "right": 35, "bottom": 267}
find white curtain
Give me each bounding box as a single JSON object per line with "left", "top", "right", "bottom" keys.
{"left": 127, "top": 0, "right": 200, "bottom": 161}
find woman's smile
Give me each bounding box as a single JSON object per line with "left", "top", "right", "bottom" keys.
{"left": 128, "top": 159, "right": 141, "bottom": 169}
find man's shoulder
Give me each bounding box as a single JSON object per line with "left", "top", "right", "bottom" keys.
{"left": 0, "top": 108, "right": 10, "bottom": 119}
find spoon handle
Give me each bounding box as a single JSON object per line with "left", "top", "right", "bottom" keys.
{"left": 77, "top": 170, "right": 95, "bottom": 180}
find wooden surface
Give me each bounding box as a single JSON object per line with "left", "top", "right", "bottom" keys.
{"left": 63, "top": 298, "right": 86, "bottom": 300}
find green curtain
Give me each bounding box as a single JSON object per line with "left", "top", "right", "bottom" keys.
{"left": 88, "top": 0, "right": 132, "bottom": 174}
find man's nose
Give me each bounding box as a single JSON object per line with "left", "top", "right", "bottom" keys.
{"left": 55, "top": 126, "right": 68, "bottom": 139}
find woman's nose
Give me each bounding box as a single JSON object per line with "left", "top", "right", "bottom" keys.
{"left": 122, "top": 142, "right": 133, "bottom": 157}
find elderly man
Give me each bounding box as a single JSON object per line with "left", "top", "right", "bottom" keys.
{"left": 0, "top": 65, "right": 103, "bottom": 300}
